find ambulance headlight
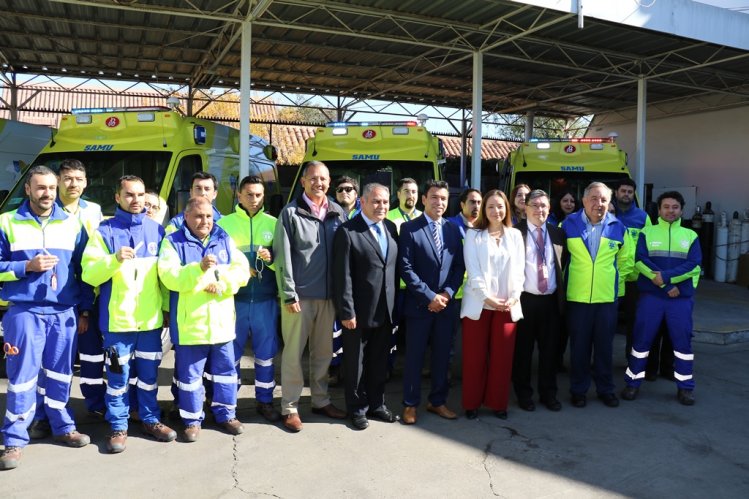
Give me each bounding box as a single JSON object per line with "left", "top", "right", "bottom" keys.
{"left": 332, "top": 127, "right": 348, "bottom": 136}
{"left": 137, "top": 112, "right": 155, "bottom": 122}
{"left": 75, "top": 115, "right": 92, "bottom": 124}
{"left": 535, "top": 142, "right": 550, "bottom": 150}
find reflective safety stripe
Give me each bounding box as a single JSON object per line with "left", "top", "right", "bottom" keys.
{"left": 129, "top": 377, "right": 138, "bottom": 385}
{"left": 136, "top": 379, "right": 158, "bottom": 391}
{"left": 80, "top": 377, "right": 105, "bottom": 385}
{"left": 179, "top": 408, "right": 203, "bottom": 419}
{"left": 44, "top": 396, "right": 67, "bottom": 410}
{"left": 44, "top": 369, "right": 73, "bottom": 384}
{"left": 79, "top": 353, "right": 105, "bottom": 363}
{"left": 8, "top": 376, "right": 38, "bottom": 393}
{"left": 209, "top": 374, "right": 238, "bottom": 385}
{"left": 625, "top": 368, "right": 645, "bottom": 380}
{"left": 674, "top": 372, "right": 693, "bottom": 381}
{"left": 630, "top": 348, "right": 649, "bottom": 359}
{"left": 5, "top": 406, "right": 35, "bottom": 422}
{"left": 134, "top": 350, "right": 163, "bottom": 361}
{"left": 333, "top": 329, "right": 342, "bottom": 339}
{"left": 674, "top": 351, "right": 694, "bottom": 361}
{"left": 255, "top": 357, "right": 274, "bottom": 367}
{"left": 37, "top": 387, "right": 46, "bottom": 395}
{"left": 255, "top": 380, "right": 276, "bottom": 389}
{"left": 210, "top": 401, "right": 237, "bottom": 409}
{"left": 234, "top": 359, "right": 241, "bottom": 367}
{"left": 106, "top": 385, "right": 128, "bottom": 397}
{"left": 175, "top": 378, "right": 203, "bottom": 392}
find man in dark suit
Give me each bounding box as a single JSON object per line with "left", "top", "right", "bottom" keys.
{"left": 398, "top": 179, "right": 465, "bottom": 424}
{"left": 513, "top": 189, "right": 568, "bottom": 412}
{"left": 333, "top": 183, "right": 400, "bottom": 430}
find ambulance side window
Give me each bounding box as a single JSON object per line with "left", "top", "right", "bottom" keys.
{"left": 167, "top": 155, "right": 202, "bottom": 217}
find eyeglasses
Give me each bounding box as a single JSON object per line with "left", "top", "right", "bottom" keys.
{"left": 336, "top": 186, "right": 355, "bottom": 194}
{"left": 144, "top": 202, "right": 160, "bottom": 210}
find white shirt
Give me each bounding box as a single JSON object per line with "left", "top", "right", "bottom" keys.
{"left": 523, "top": 223, "right": 557, "bottom": 295}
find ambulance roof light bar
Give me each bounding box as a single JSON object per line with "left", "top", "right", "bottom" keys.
{"left": 528, "top": 137, "right": 616, "bottom": 144}
{"left": 326, "top": 120, "right": 419, "bottom": 128}
{"left": 71, "top": 106, "right": 171, "bottom": 115}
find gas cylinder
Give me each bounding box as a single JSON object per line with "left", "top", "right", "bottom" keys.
{"left": 727, "top": 211, "right": 742, "bottom": 282}
{"left": 714, "top": 212, "right": 728, "bottom": 283}
{"left": 701, "top": 202, "right": 715, "bottom": 278}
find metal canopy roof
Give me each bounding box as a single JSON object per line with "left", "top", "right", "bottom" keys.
{"left": 1, "top": 0, "right": 748, "bottom": 120}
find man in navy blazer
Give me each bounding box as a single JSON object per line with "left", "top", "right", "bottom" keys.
{"left": 333, "top": 183, "right": 400, "bottom": 430}
{"left": 398, "top": 179, "right": 465, "bottom": 424}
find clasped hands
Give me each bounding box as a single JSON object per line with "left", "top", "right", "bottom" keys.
{"left": 200, "top": 255, "right": 225, "bottom": 295}
{"left": 428, "top": 292, "right": 450, "bottom": 313}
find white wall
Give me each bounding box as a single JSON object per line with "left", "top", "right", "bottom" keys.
{"left": 590, "top": 105, "right": 749, "bottom": 220}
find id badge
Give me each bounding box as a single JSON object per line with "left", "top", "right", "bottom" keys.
{"left": 541, "top": 265, "right": 549, "bottom": 280}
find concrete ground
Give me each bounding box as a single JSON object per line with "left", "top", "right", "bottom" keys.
{"left": 2, "top": 281, "right": 749, "bottom": 497}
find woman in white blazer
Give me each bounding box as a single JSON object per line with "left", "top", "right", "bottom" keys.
{"left": 460, "top": 189, "right": 525, "bottom": 420}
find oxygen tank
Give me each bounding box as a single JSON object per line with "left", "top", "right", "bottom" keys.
{"left": 741, "top": 209, "right": 749, "bottom": 255}
{"left": 702, "top": 202, "right": 715, "bottom": 278}
{"left": 714, "top": 212, "right": 728, "bottom": 283}
{"left": 727, "top": 211, "right": 742, "bottom": 283}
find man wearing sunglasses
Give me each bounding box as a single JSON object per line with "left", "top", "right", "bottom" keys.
{"left": 334, "top": 176, "right": 361, "bottom": 220}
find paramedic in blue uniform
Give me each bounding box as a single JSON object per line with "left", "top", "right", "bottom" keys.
{"left": 621, "top": 191, "right": 701, "bottom": 406}
{"left": 1, "top": 165, "right": 93, "bottom": 471}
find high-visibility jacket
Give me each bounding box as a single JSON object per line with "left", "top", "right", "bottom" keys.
{"left": 217, "top": 204, "right": 278, "bottom": 302}
{"left": 615, "top": 205, "right": 652, "bottom": 281}
{"left": 56, "top": 197, "right": 102, "bottom": 235}
{"left": 165, "top": 205, "right": 222, "bottom": 235}
{"left": 0, "top": 201, "right": 92, "bottom": 313}
{"left": 158, "top": 223, "right": 250, "bottom": 346}
{"left": 387, "top": 207, "right": 422, "bottom": 234}
{"left": 82, "top": 207, "right": 165, "bottom": 332}
{"left": 636, "top": 217, "right": 701, "bottom": 298}
{"left": 562, "top": 211, "right": 632, "bottom": 304}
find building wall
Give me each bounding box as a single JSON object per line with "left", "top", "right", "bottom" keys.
{"left": 590, "top": 105, "right": 749, "bottom": 220}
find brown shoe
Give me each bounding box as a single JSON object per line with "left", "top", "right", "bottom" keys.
{"left": 426, "top": 403, "right": 458, "bottom": 420}
{"left": 142, "top": 422, "right": 177, "bottom": 442}
{"left": 256, "top": 402, "right": 281, "bottom": 423}
{"left": 53, "top": 430, "right": 90, "bottom": 448}
{"left": 107, "top": 430, "right": 128, "bottom": 454}
{"left": 220, "top": 418, "right": 244, "bottom": 435}
{"left": 0, "top": 446, "right": 22, "bottom": 470}
{"left": 311, "top": 403, "right": 346, "bottom": 419}
{"left": 183, "top": 424, "right": 201, "bottom": 443}
{"left": 402, "top": 406, "right": 417, "bottom": 425}
{"left": 282, "top": 413, "right": 303, "bottom": 432}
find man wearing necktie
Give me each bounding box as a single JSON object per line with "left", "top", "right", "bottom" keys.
{"left": 398, "top": 179, "right": 465, "bottom": 424}
{"left": 513, "top": 190, "right": 568, "bottom": 413}
{"left": 333, "top": 183, "right": 400, "bottom": 430}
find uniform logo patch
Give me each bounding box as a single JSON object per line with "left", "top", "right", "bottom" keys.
{"left": 609, "top": 241, "right": 616, "bottom": 250}
{"left": 219, "top": 250, "right": 229, "bottom": 263}
{"left": 148, "top": 242, "right": 158, "bottom": 256}
{"left": 262, "top": 231, "right": 273, "bottom": 243}
{"left": 681, "top": 240, "right": 690, "bottom": 249}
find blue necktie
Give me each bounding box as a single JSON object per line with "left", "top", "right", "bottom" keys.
{"left": 372, "top": 223, "right": 387, "bottom": 257}
{"left": 432, "top": 221, "right": 442, "bottom": 257}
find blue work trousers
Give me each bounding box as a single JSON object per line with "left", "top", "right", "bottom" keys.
{"left": 2, "top": 306, "right": 78, "bottom": 448}
{"left": 174, "top": 342, "right": 237, "bottom": 426}
{"left": 234, "top": 299, "right": 278, "bottom": 404}
{"left": 625, "top": 293, "right": 695, "bottom": 390}
{"left": 103, "top": 329, "right": 162, "bottom": 431}
{"left": 77, "top": 309, "right": 106, "bottom": 413}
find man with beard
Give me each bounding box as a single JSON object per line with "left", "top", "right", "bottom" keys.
{"left": 387, "top": 178, "right": 421, "bottom": 232}
{"left": 1, "top": 166, "right": 92, "bottom": 470}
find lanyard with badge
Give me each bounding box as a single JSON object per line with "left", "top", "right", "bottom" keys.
{"left": 398, "top": 208, "right": 413, "bottom": 222}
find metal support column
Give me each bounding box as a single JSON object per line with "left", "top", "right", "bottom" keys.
{"left": 239, "top": 20, "right": 252, "bottom": 180}
{"left": 525, "top": 111, "right": 535, "bottom": 141}
{"left": 635, "top": 76, "right": 647, "bottom": 203}
{"left": 187, "top": 84, "right": 194, "bottom": 117}
{"left": 459, "top": 110, "right": 468, "bottom": 188}
{"left": 10, "top": 73, "right": 18, "bottom": 121}
{"left": 470, "top": 51, "right": 483, "bottom": 190}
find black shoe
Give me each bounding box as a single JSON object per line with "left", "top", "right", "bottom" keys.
{"left": 518, "top": 399, "right": 536, "bottom": 412}
{"left": 621, "top": 386, "right": 639, "bottom": 401}
{"left": 465, "top": 409, "right": 478, "bottom": 420}
{"left": 367, "top": 407, "right": 398, "bottom": 423}
{"left": 256, "top": 402, "right": 281, "bottom": 423}
{"left": 494, "top": 410, "right": 508, "bottom": 420}
{"left": 351, "top": 414, "right": 369, "bottom": 430}
{"left": 677, "top": 388, "right": 695, "bottom": 406}
{"left": 570, "top": 394, "right": 587, "bottom": 408}
{"left": 598, "top": 393, "right": 620, "bottom": 407}
{"left": 541, "top": 397, "right": 562, "bottom": 412}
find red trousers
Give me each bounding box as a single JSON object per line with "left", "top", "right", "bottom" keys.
{"left": 461, "top": 309, "right": 517, "bottom": 411}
